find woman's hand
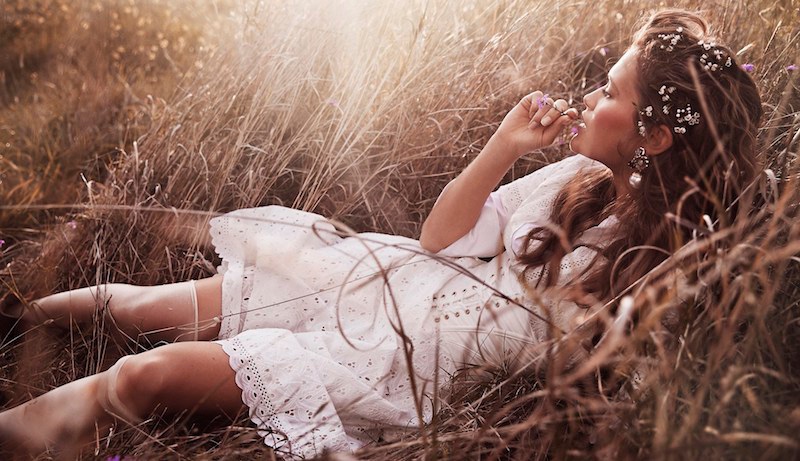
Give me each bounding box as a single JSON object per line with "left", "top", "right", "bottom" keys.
{"left": 493, "top": 91, "right": 580, "bottom": 158}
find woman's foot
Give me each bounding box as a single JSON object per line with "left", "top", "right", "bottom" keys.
{"left": 0, "top": 292, "right": 24, "bottom": 345}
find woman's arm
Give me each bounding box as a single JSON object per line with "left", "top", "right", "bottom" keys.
{"left": 419, "top": 91, "right": 578, "bottom": 252}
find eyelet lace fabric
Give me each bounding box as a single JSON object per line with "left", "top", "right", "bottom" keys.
{"left": 208, "top": 156, "right": 619, "bottom": 457}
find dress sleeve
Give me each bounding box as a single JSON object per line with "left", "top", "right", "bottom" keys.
{"left": 435, "top": 190, "right": 509, "bottom": 258}
{"left": 496, "top": 154, "right": 599, "bottom": 217}
{"left": 434, "top": 155, "right": 604, "bottom": 259}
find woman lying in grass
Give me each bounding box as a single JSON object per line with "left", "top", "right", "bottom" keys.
{"left": 0, "top": 8, "right": 761, "bottom": 458}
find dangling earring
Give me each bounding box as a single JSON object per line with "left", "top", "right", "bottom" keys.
{"left": 627, "top": 146, "right": 650, "bottom": 189}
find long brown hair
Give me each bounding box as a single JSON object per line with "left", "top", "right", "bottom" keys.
{"left": 519, "top": 9, "right": 763, "bottom": 303}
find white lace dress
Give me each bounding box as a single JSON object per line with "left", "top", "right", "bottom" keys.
{"left": 210, "top": 154, "right": 616, "bottom": 458}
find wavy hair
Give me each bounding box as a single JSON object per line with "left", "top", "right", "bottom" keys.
{"left": 518, "top": 9, "right": 763, "bottom": 303}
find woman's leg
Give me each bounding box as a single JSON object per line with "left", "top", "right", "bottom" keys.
{"left": 9, "top": 275, "right": 224, "bottom": 344}
{"left": 0, "top": 341, "right": 244, "bottom": 456}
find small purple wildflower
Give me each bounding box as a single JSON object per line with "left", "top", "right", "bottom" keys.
{"left": 67, "top": 220, "right": 77, "bottom": 229}
{"left": 570, "top": 126, "right": 579, "bottom": 135}
{"left": 536, "top": 94, "right": 549, "bottom": 109}
{"left": 741, "top": 63, "right": 755, "bottom": 72}
{"left": 599, "top": 47, "right": 609, "bottom": 57}
{"left": 787, "top": 64, "right": 798, "bottom": 72}
{"left": 0, "top": 239, "right": 5, "bottom": 250}
{"left": 106, "top": 456, "right": 121, "bottom": 461}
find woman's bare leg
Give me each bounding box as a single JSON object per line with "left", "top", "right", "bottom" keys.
{"left": 0, "top": 341, "right": 243, "bottom": 457}
{"left": 10, "top": 275, "right": 224, "bottom": 344}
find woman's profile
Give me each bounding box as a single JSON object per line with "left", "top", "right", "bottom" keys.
{"left": 0, "top": 8, "right": 762, "bottom": 458}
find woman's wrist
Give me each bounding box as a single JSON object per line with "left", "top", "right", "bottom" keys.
{"left": 484, "top": 132, "right": 524, "bottom": 165}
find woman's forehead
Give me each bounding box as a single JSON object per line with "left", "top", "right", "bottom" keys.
{"left": 608, "top": 50, "right": 639, "bottom": 99}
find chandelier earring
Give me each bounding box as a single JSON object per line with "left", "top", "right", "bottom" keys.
{"left": 627, "top": 146, "right": 650, "bottom": 189}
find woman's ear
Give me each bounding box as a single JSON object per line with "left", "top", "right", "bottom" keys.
{"left": 645, "top": 124, "right": 674, "bottom": 156}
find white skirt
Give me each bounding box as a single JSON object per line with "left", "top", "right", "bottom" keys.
{"left": 209, "top": 206, "right": 480, "bottom": 457}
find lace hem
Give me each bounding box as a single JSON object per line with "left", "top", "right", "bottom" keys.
{"left": 217, "top": 334, "right": 356, "bottom": 458}
{"left": 219, "top": 336, "right": 294, "bottom": 454}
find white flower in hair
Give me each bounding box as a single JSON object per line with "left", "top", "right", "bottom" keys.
{"left": 658, "top": 85, "right": 676, "bottom": 102}
{"left": 697, "top": 40, "right": 732, "bottom": 73}
{"left": 658, "top": 27, "right": 684, "bottom": 52}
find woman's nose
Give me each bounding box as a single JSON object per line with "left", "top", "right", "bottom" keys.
{"left": 582, "top": 89, "right": 596, "bottom": 109}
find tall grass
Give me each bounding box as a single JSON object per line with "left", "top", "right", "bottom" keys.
{"left": 1, "top": 0, "right": 798, "bottom": 459}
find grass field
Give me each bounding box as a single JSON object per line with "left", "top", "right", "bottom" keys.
{"left": 1, "top": 0, "right": 798, "bottom": 459}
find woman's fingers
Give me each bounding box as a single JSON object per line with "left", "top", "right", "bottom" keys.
{"left": 525, "top": 90, "right": 544, "bottom": 119}
{"left": 564, "top": 107, "right": 580, "bottom": 120}
{"left": 537, "top": 98, "right": 569, "bottom": 127}
{"left": 523, "top": 92, "right": 579, "bottom": 126}
{"left": 529, "top": 96, "right": 551, "bottom": 126}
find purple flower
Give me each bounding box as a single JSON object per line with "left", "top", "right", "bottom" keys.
{"left": 325, "top": 98, "right": 339, "bottom": 107}
{"left": 570, "top": 126, "right": 579, "bottom": 135}
{"left": 106, "top": 456, "right": 121, "bottom": 461}
{"left": 599, "top": 47, "right": 609, "bottom": 57}
{"left": 67, "top": 220, "right": 77, "bottom": 229}
{"left": 0, "top": 239, "right": 5, "bottom": 250}
{"left": 741, "top": 63, "right": 755, "bottom": 72}
{"left": 536, "top": 94, "right": 549, "bottom": 109}
{"left": 787, "top": 64, "right": 798, "bottom": 71}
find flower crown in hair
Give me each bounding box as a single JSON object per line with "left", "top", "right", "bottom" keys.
{"left": 697, "top": 40, "right": 733, "bottom": 72}
{"left": 636, "top": 27, "right": 734, "bottom": 136}
{"left": 657, "top": 26, "right": 734, "bottom": 73}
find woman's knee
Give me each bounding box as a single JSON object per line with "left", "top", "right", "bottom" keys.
{"left": 109, "top": 344, "right": 243, "bottom": 419}
{"left": 111, "top": 352, "right": 171, "bottom": 417}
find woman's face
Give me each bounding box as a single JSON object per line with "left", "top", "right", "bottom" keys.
{"left": 571, "top": 48, "right": 642, "bottom": 171}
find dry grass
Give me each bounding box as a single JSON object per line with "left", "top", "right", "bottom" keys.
{"left": 0, "top": 0, "right": 798, "bottom": 459}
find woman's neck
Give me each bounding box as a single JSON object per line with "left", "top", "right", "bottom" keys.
{"left": 611, "top": 169, "right": 633, "bottom": 199}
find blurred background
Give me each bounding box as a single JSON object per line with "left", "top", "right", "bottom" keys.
{"left": 0, "top": 0, "right": 798, "bottom": 459}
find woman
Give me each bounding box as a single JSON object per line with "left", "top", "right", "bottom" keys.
{"left": 0, "top": 9, "right": 761, "bottom": 458}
